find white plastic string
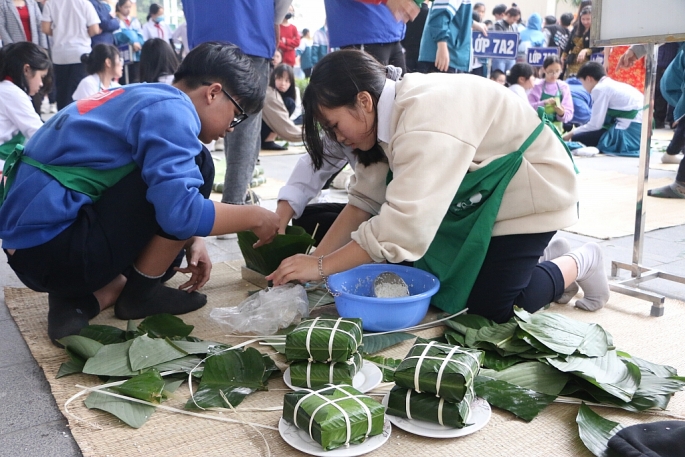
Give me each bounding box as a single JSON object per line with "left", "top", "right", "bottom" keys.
{"left": 411, "top": 342, "right": 481, "bottom": 365}
{"left": 327, "top": 318, "right": 343, "bottom": 361}
{"left": 413, "top": 341, "right": 435, "bottom": 392}
{"left": 435, "top": 345, "right": 462, "bottom": 397}
{"left": 306, "top": 362, "right": 313, "bottom": 388}
{"left": 405, "top": 389, "right": 413, "bottom": 420}
{"left": 328, "top": 362, "right": 336, "bottom": 383}
{"left": 304, "top": 317, "right": 320, "bottom": 362}
{"left": 437, "top": 397, "right": 445, "bottom": 426}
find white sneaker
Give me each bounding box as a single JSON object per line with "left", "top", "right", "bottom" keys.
{"left": 662, "top": 153, "right": 682, "bottom": 164}
{"left": 572, "top": 146, "right": 599, "bottom": 157}
{"left": 49, "top": 103, "right": 57, "bottom": 113}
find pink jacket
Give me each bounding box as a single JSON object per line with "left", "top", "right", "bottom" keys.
{"left": 528, "top": 79, "right": 574, "bottom": 124}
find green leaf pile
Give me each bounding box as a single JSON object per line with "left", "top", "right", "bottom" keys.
{"left": 237, "top": 225, "right": 314, "bottom": 276}
{"left": 57, "top": 314, "right": 278, "bottom": 428}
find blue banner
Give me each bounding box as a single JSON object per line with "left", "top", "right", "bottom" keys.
{"left": 472, "top": 31, "right": 519, "bottom": 59}
{"left": 527, "top": 47, "right": 559, "bottom": 66}
{"left": 118, "top": 44, "right": 132, "bottom": 64}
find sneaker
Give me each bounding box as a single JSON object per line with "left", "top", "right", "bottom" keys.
{"left": 245, "top": 188, "right": 261, "bottom": 206}
{"left": 49, "top": 103, "right": 57, "bottom": 113}
{"left": 261, "top": 141, "right": 287, "bottom": 151}
{"left": 662, "top": 153, "right": 682, "bottom": 164}
{"left": 572, "top": 146, "right": 599, "bottom": 157}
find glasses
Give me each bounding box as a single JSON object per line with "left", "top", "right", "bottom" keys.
{"left": 202, "top": 81, "right": 248, "bottom": 128}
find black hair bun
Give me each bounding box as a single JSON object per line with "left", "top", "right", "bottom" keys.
{"left": 80, "top": 53, "right": 90, "bottom": 64}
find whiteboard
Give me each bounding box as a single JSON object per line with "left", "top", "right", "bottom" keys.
{"left": 591, "top": 0, "right": 685, "bottom": 46}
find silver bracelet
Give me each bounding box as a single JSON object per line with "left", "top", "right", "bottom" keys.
{"left": 318, "top": 255, "right": 340, "bottom": 297}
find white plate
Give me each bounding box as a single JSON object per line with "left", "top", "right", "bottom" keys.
{"left": 283, "top": 361, "right": 383, "bottom": 393}
{"left": 381, "top": 393, "right": 491, "bottom": 438}
{"left": 279, "top": 417, "right": 391, "bottom": 457}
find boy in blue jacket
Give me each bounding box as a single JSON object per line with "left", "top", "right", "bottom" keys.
{"left": 0, "top": 42, "right": 280, "bottom": 345}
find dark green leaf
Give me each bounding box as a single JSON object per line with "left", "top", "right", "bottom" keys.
{"left": 136, "top": 314, "right": 194, "bottom": 339}
{"left": 238, "top": 226, "right": 314, "bottom": 276}
{"left": 481, "top": 351, "right": 526, "bottom": 371}
{"left": 620, "top": 353, "right": 678, "bottom": 378}
{"left": 151, "top": 355, "right": 204, "bottom": 376}
{"left": 261, "top": 338, "right": 286, "bottom": 354}
{"left": 475, "top": 322, "right": 532, "bottom": 354}
{"left": 364, "top": 355, "right": 402, "bottom": 382}
{"left": 128, "top": 335, "right": 188, "bottom": 371}
{"left": 113, "top": 369, "right": 166, "bottom": 403}
{"left": 444, "top": 314, "right": 494, "bottom": 336}
{"left": 79, "top": 325, "right": 127, "bottom": 345}
{"left": 362, "top": 332, "right": 415, "bottom": 355}
{"left": 444, "top": 330, "right": 465, "bottom": 346}
{"left": 480, "top": 361, "right": 569, "bottom": 396}
{"left": 185, "top": 348, "right": 271, "bottom": 410}
{"left": 169, "top": 340, "right": 228, "bottom": 355}
{"left": 474, "top": 375, "right": 556, "bottom": 421}
{"left": 83, "top": 340, "right": 138, "bottom": 377}
{"left": 56, "top": 358, "right": 86, "bottom": 378}
{"left": 57, "top": 335, "right": 103, "bottom": 360}
{"left": 306, "top": 288, "right": 335, "bottom": 309}
{"left": 84, "top": 389, "right": 155, "bottom": 428}
{"left": 576, "top": 403, "right": 623, "bottom": 457}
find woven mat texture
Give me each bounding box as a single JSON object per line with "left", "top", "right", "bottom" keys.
{"left": 564, "top": 167, "right": 685, "bottom": 239}
{"left": 5, "top": 261, "right": 685, "bottom": 457}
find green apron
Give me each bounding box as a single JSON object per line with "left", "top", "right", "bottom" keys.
{"left": 0, "top": 132, "right": 26, "bottom": 161}
{"left": 540, "top": 83, "right": 563, "bottom": 133}
{"left": 1, "top": 144, "right": 137, "bottom": 207}
{"left": 411, "top": 114, "right": 577, "bottom": 314}
{"left": 602, "top": 108, "right": 640, "bottom": 129}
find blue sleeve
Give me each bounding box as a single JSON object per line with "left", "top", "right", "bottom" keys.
{"left": 311, "top": 45, "right": 325, "bottom": 65}
{"left": 661, "top": 46, "right": 685, "bottom": 120}
{"left": 127, "top": 98, "right": 216, "bottom": 239}
{"left": 426, "top": 1, "right": 455, "bottom": 43}
{"left": 92, "top": 1, "right": 120, "bottom": 33}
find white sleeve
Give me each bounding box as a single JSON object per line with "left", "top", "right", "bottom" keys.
{"left": 277, "top": 137, "right": 352, "bottom": 218}
{"left": 41, "top": 1, "right": 52, "bottom": 22}
{"left": 141, "top": 23, "right": 151, "bottom": 41}
{"left": 72, "top": 76, "right": 97, "bottom": 101}
{"left": 85, "top": 1, "right": 101, "bottom": 26}
{"left": 8, "top": 93, "right": 43, "bottom": 140}
{"left": 573, "top": 85, "right": 609, "bottom": 134}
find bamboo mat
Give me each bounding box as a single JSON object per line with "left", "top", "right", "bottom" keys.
{"left": 564, "top": 167, "right": 685, "bottom": 239}
{"left": 5, "top": 261, "right": 685, "bottom": 457}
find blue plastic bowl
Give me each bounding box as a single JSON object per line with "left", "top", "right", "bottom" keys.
{"left": 327, "top": 264, "right": 440, "bottom": 332}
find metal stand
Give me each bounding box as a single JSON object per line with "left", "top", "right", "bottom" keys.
{"left": 609, "top": 43, "right": 685, "bottom": 316}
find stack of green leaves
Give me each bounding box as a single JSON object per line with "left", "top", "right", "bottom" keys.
{"left": 238, "top": 225, "right": 314, "bottom": 276}
{"left": 57, "top": 314, "right": 278, "bottom": 429}
{"left": 285, "top": 317, "right": 364, "bottom": 388}
{"left": 386, "top": 339, "right": 483, "bottom": 428}
{"left": 443, "top": 309, "right": 685, "bottom": 422}
{"left": 282, "top": 384, "right": 385, "bottom": 450}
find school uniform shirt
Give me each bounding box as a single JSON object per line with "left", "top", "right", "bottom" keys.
{"left": 277, "top": 136, "right": 356, "bottom": 219}
{"left": 141, "top": 19, "right": 171, "bottom": 41}
{"left": 528, "top": 79, "right": 574, "bottom": 124}
{"left": 573, "top": 76, "right": 643, "bottom": 135}
{"left": 0, "top": 83, "right": 215, "bottom": 249}
{"left": 508, "top": 83, "right": 529, "bottom": 101}
{"left": 42, "top": 0, "right": 100, "bottom": 65}
{"left": 72, "top": 74, "right": 121, "bottom": 100}
{"left": 418, "top": 0, "right": 473, "bottom": 72}
{"left": 346, "top": 74, "right": 578, "bottom": 264}
{"left": 0, "top": 80, "right": 43, "bottom": 144}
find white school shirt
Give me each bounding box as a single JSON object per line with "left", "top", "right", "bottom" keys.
{"left": 573, "top": 76, "right": 644, "bottom": 135}
{"left": 508, "top": 83, "right": 529, "bottom": 101}
{"left": 72, "top": 74, "right": 121, "bottom": 101}
{"left": 42, "top": 0, "right": 100, "bottom": 65}
{"left": 0, "top": 80, "right": 44, "bottom": 169}
{"left": 141, "top": 19, "right": 172, "bottom": 41}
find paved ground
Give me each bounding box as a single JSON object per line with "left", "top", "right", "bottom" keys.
{"left": 1, "top": 134, "right": 684, "bottom": 456}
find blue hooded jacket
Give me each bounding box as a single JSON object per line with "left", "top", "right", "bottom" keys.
{"left": 517, "top": 13, "right": 546, "bottom": 62}
{"left": 660, "top": 43, "right": 685, "bottom": 121}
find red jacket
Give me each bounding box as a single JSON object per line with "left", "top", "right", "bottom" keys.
{"left": 278, "top": 23, "right": 300, "bottom": 66}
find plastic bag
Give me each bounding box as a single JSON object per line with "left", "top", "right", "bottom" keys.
{"left": 210, "top": 284, "right": 309, "bottom": 335}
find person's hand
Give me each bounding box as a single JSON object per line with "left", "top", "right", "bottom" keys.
{"left": 544, "top": 98, "right": 557, "bottom": 105}
{"left": 472, "top": 21, "right": 488, "bottom": 36}
{"left": 251, "top": 207, "right": 281, "bottom": 248}
{"left": 385, "top": 0, "right": 420, "bottom": 23}
{"left": 132, "top": 42, "right": 141, "bottom": 52}
{"left": 266, "top": 254, "right": 319, "bottom": 286}
{"left": 577, "top": 49, "right": 589, "bottom": 63}
{"left": 616, "top": 48, "right": 637, "bottom": 71}
{"left": 275, "top": 200, "right": 295, "bottom": 234}
{"left": 435, "top": 41, "right": 450, "bottom": 72}
{"left": 562, "top": 131, "right": 574, "bottom": 141}
{"left": 175, "top": 237, "right": 212, "bottom": 292}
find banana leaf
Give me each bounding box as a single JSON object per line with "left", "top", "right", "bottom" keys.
{"left": 282, "top": 384, "right": 385, "bottom": 451}
{"left": 128, "top": 335, "right": 188, "bottom": 371}
{"left": 393, "top": 340, "right": 483, "bottom": 403}
{"left": 386, "top": 385, "right": 474, "bottom": 428}
{"left": 136, "top": 314, "right": 194, "bottom": 339}
{"left": 474, "top": 375, "right": 556, "bottom": 421}
{"left": 444, "top": 314, "right": 495, "bottom": 335}
{"left": 479, "top": 361, "right": 569, "bottom": 396}
{"left": 285, "top": 317, "right": 363, "bottom": 363}
{"left": 576, "top": 403, "right": 623, "bottom": 457}
{"left": 79, "top": 325, "right": 127, "bottom": 345}
{"left": 362, "top": 332, "right": 415, "bottom": 355}
{"left": 113, "top": 369, "right": 165, "bottom": 403}
{"left": 82, "top": 340, "right": 138, "bottom": 377}
{"left": 185, "top": 348, "right": 273, "bottom": 410}
{"left": 364, "top": 355, "right": 402, "bottom": 382}
{"left": 56, "top": 335, "right": 105, "bottom": 378}
{"left": 238, "top": 225, "right": 315, "bottom": 276}
{"left": 289, "top": 353, "right": 363, "bottom": 388}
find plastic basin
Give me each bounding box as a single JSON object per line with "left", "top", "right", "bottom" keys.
{"left": 327, "top": 264, "right": 440, "bottom": 332}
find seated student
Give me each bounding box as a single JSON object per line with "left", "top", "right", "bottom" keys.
{"left": 563, "top": 62, "right": 643, "bottom": 157}
{"left": 139, "top": 38, "right": 179, "bottom": 84}
{"left": 268, "top": 50, "right": 610, "bottom": 324}
{"left": 564, "top": 76, "right": 592, "bottom": 131}
{"left": 0, "top": 42, "right": 280, "bottom": 345}
{"left": 489, "top": 69, "right": 506, "bottom": 85}
{"left": 72, "top": 44, "right": 123, "bottom": 100}
{"left": 261, "top": 64, "right": 301, "bottom": 151}
{"left": 0, "top": 42, "right": 51, "bottom": 168}
{"left": 528, "top": 55, "right": 573, "bottom": 132}
{"left": 506, "top": 62, "right": 535, "bottom": 101}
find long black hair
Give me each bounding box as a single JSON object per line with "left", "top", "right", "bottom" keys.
{"left": 506, "top": 62, "right": 534, "bottom": 86}
{"left": 139, "top": 38, "right": 179, "bottom": 83}
{"left": 269, "top": 64, "right": 296, "bottom": 100}
{"left": 174, "top": 41, "right": 264, "bottom": 115}
{"left": 302, "top": 49, "right": 386, "bottom": 169}
{"left": 81, "top": 44, "right": 120, "bottom": 75}
{"left": 0, "top": 41, "right": 51, "bottom": 95}
{"left": 573, "top": 6, "right": 592, "bottom": 38}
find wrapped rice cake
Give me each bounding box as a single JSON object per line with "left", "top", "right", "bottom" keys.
{"left": 285, "top": 317, "right": 363, "bottom": 363}
{"left": 393, "top": 340, "right": 483, "bottom": 403}
{"left": 283, "top": 384, "right": 385, "bottom": 450}
{"left": 386, "top": 385, "right": 474, "bottom": 428}
{"left": 289, "top": 352, "right": 363, "bottom": 388}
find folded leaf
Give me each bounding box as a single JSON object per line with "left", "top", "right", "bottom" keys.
{"left": 57, "top": 335, "right": 103, "bottom": 360}
{"left": 85, "top": 389, "right": 155, "bottom": 428}
{"left": 238, "top": 226, "right": 315, "bottom": 276}
{"left": 289, "top": 353, "right": 363, "bottom": 388}
{"left": 474, "top": 375, "right": 556, "bottom": 421}
{"left": 480, "top": 361, "right": 568, "bottom": 396}
{"left": 113, "top": 369, "right": 165, "bottom": 403}
{"left": 285, "top": 317, "right": 363, "bottom": 363}
{"left": 576, "top": 403, "right": 623, "bottom": 457}
{"left": 83, "top": 340, "right": 137, "bottom": 377}
{"left": 386, "top": 385, "right": 473, "bottom": 428}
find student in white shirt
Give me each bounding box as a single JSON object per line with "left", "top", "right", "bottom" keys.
{"left": 0, "top": 42, "right": 50, "bottom": 168}
{"left": 72, "top": 44, "right": 122, "bottom": 100}
{"left": 141, "top": 3, "right": 171, "bottom": 42}
{"left": 506, "top": 62, "right": 535, "bottom": 102}
{"left": 40, "top": 0, "right": 101, "bottom": 109}
{"left": 139, "top": 38, "right": 178, "bottom": 84}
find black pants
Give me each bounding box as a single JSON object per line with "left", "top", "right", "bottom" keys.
{"left": 54, "top": 63, "right": 87, "bottom": 110}
{"left": 571, "top": 129, "right": 605, "bottom": 148}
{"left": 6, "top": 147, "right": 214, "bottom": 298}
{"left": 417, "top": 61, "right": 459, "bottom": 74}
{"left": 292, "top": 203, "right": 346, "bottom": 246}
{"left": 342, "top": 41, "right": 406, "bottom": 75}
{"left": 465, "top": 232, "right": 565, "bottom": 323}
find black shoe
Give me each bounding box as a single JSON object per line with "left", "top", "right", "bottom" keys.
{"left": 261, "top": 141, "right": 287, "bottom": 151}
{"left": 48, "top": 295, "right": 100, "bottom": 347}
{"left": 245, "top": 189, "right": 261, "bottom": 206}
